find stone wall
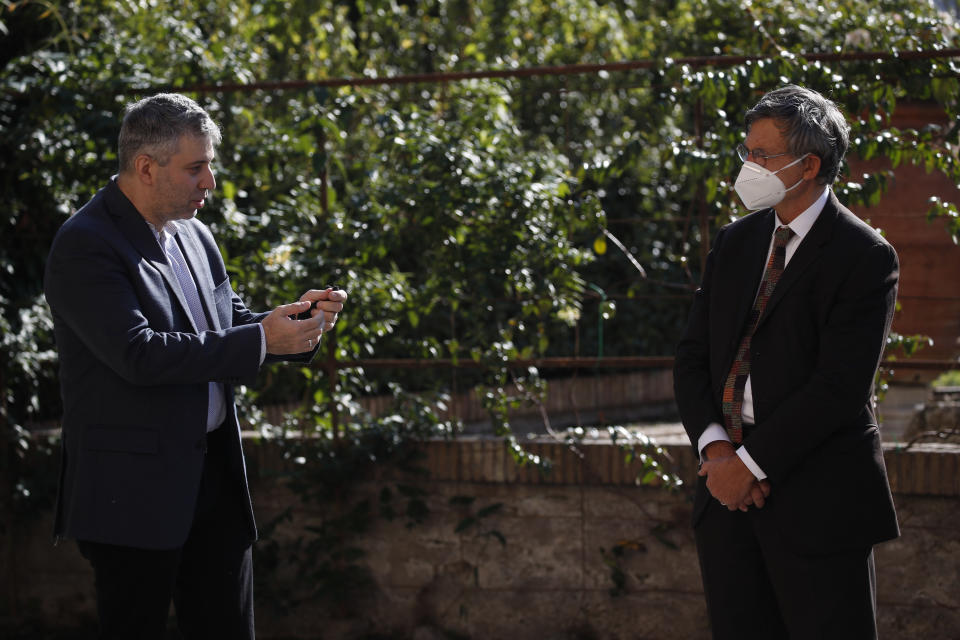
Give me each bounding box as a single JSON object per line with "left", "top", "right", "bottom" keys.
{"left": 3, "top": 437, "right": 959, "bottom": 639}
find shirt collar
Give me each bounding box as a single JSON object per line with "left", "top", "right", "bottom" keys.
{"left": 776, "top": 187, "right": 828, "bottom": 240}
{"left": 145, "top": 220, "right": 180, "bottom": 243}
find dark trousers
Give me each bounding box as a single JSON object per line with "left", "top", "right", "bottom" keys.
{"left": 695, "top": 497, "right": 877, "bottom": 640}
{"left": 77, "top": 426, "right": 255, "bottom": 640}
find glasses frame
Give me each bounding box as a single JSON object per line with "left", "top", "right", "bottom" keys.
{"left": 736, "top": 143, "right": 790, "bottom": 167}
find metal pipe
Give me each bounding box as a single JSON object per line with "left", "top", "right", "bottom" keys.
{"left": 128, "top": 49, "right": 960, "bottom": 95}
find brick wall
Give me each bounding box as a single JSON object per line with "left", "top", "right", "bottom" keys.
{"left": 3, "top": 436, "right": 958, "bottom": 639}
{"left": 848, "top": 102, "right": 960, "bottom": 384}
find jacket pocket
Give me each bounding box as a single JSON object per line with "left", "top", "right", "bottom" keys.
{"left": 84, "top": 425, "right": 159, "bottom": 455}
{"left": 772, "top": 425, "right": 897, "bottom": 553}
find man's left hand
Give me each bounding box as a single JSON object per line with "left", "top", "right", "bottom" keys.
{"left": 697, "top": 453, "right": 756, "bottom": 511}
{"left": 299, "top": 287, "right": 347, "bottom": 340}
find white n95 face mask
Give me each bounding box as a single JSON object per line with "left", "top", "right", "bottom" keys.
{"left": 734, "top": 153, "right": 809, "bottom": 210}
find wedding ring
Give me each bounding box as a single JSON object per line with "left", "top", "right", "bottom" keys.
{"left": 307, "top": 339, "right": 312, "bottom": 348}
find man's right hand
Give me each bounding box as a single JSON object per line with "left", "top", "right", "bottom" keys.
{"left": 701, "top": 440, "right": 771, "bottom": 511}
{"left": 703, "top": 440, "right": 736, "bottom": 461}
{"left": 262, "top": 301, "right": 324, "bottom": 354}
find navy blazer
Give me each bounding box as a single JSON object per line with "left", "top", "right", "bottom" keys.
{"left": 45, "top": 179, "right": 315, "bottom": 550}
{"left": 674, "top": 191, "right": 900, "bottom": 554}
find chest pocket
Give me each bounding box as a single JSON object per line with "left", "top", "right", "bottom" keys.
{"left": 213, "top": 278, "right": 234, "bottom": 329}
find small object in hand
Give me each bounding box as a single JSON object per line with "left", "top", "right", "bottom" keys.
{"left": 309, "top": 284, "right": 340, "bottom": 311}
{"left": 295, "top": 285, "right": 340, "bottom": 320}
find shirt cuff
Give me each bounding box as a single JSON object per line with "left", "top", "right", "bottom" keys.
{"left": 258, "top": 324, "right": 266, "bottom": 365}
{"left": 697, "top": 423, "right": 731, "bottom": 463}
{"left": 736, "top": 446, "right": 767, "bottom": 481}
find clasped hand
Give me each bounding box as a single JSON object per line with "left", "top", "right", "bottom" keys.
{"left": 697, "top": 441, "right": 771, "bottom": 511}
{"left": 262, "top": 287, "right": 347, "bottom": 355}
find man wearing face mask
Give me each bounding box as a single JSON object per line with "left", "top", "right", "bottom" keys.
{"left": 674, "top": 85, "right": 900, "bottom": 639}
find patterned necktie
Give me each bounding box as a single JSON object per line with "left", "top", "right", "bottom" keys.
{"left": 721, "top": 225, "right": 794, "bottom": 443}
{"left": 159, "top": 228, "right": 227, "bottom": 431}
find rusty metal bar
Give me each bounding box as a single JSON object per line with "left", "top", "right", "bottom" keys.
{"left": 130, "top": 49, "right": 960, "bottom": 95}
{"left": 324, "top": 356, "right": 956, "bottom": 371}
{"left": 335, "top": 356, "right": 674, "bottom": 369}
{"left": 880, "top": 359, "right": 960, "bottom": 371}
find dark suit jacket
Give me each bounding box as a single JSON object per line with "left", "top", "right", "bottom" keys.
{"left": 674, "top": 191, "right": 900, "bottom": 554}
{"left": 44, "top": 178, "right": 316, "bottom": 550}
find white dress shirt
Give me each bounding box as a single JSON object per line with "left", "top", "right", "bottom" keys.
{"left": 698, "top": 187, "right": 829, "bottom": 479}
{"left": 149, "top": 221, "right": 266, "bottom": 431}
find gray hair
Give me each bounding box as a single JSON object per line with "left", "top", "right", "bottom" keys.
{"left": 745, "top": 85, "right": 850, "bottom": 186}
{"left": 117, "top": 93, "right": 221, "bottom": 173}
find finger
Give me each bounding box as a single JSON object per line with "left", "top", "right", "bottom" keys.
{"left": 299, "top": 288, "right": 341, "bottom": 306}
{"left": 314, "top": 301, "right": 344, "bottom": 314}
{"left": 760, "top": 480, "right": 772, "bottom": 497}
{"left": 297, "top": 313, "right": 323, "bottom": 337}
{"left": 302, "top": 287, "right": 347, "bottom": 302}
{"left": 751, "top": 487, "right": 766, "bottom": 509}
{"left": 292, "top": 311, "right": 325, "bottom": 336}
{"left": 299, "top": 290, "right": 324, "bottom": 303}
{"left": 276, "top": 301, "right": 312, "bottom": 316}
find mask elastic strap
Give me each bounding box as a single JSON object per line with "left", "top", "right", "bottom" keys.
{"left": 773, "top": 153, "right": 809, "bottom": 175}
{"left": 775, "top": 153, "right": 810, "bottom": 192}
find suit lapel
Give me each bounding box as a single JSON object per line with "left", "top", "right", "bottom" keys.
{"left": 174, "top": 222, "right": 222, "bottom": 331}
{"left": 104, "top": 182, "right": 198, "bottom": 332}
{"left": 755, "top": 193, "right": 839, "bottom": 330}
{"left": 718, "top": 210, "right": 775, "bottom": 377}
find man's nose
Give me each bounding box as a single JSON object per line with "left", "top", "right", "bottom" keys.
{"left": 200, "top": 166, "right": 216, "bottom": 191}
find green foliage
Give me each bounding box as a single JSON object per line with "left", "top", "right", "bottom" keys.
{"left": 3, "top": 0, "right": 960, "bottom": 620}
{"left": 565, "top": 424, "right": 685, "bottom": 489}
{"left": 876, "top": 328, "right": 935, "bottom": 401}
{"left": 931, "top": 369, "right": 960, "bottom": 387}
{"left": 600, "top": 539, "right": 647, "bottom": 597}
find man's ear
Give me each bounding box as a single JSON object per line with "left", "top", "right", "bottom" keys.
{"left": 133, "top": 154, "right": 155, "bottom": 185}
{"left": 802, "top": 154, "right": 822, "bottom": 181}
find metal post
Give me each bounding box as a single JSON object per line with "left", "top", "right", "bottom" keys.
{"left": 316, "top": 126, "right": 340, "bottom": 441}
{"left": 326, "top": 332, "right": 339, "bottom": 442}
{"left": 694, "top": 98, "right": 711, "bottom": 268}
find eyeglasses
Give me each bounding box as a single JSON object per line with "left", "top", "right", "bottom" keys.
{"left": 736, "top": 143, "right": 789, "bottom": 166}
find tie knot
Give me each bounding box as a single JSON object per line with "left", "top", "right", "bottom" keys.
{"left": 774, "top": 225, "right": 793, "bottom": 246}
